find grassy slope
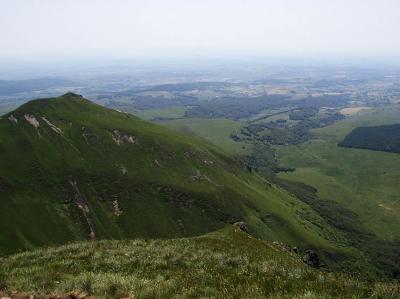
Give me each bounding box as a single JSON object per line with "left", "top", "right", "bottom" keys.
{"left": 1, "top": 226, "right": 398, "bottom": 299}
{"left": 160, "top": 118, "right": 251, "bottom": 156}
{"left": 0, "top": 93, "right": 354, "bottom": 271}
{"left": 133, "top": 106, "right": 188, "bottom": 120}
{"left": 276, "top": 106, "right": 400, "bottom": 240}
{"left": 157, "top": 107, "right": 400, "bottom": 276}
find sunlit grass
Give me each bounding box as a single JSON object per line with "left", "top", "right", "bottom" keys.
{"left": 1, "top": 227, "right": 398, "bottom": 299}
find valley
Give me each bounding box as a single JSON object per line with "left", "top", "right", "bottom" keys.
{"left": 277, "top": 106, "right": 400, "bottom": 241}
{"left": 1, "top": 66, "right": 400, "bottom": 297}
{"left": 2, "top": 1, "right": 400, "bottom": 297}
{"left": 0, "top": 94, "right": 354, "bottom": 267}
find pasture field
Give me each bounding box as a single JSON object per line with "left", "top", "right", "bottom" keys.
{"left": 161, "top": 118, "right": 252, "bottom": 156}
{"left": 277, "top": 106, "right": 400, "bottom": 240}
{"left": 133, "top": 106, "right": 189, "bottom": 120}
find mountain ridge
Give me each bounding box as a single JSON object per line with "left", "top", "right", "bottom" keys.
{"left": 1, "top": 226, "right": 398, "bottom": 299}
{"left": 0, "top": 93, "right": 376, "bottom": 276}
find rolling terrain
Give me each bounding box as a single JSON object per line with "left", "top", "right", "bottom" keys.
{"left": 0, "top": 93, "right": 399, "bottom": 298}
{"left": 277, "top": 107, "right": 400, "bottom": 240}
{"left": 276, "top": 107, "right": 400, "bottom": 278}
{"left": 159, "top": 105, "right": 400, "bottom": 278}
{"left": 160, "top": 118, "right": 251, "bottom": 156}
{"left": 0, "top": 93, "right": 354, "bottom": 271}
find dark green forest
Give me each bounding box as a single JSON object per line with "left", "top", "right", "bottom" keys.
{"left": 340, "top": 124, "right": 400, "bottom": 153}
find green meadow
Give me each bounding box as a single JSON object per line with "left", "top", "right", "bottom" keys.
{"left": 161, "top": 118, "right": 252, "bottom": 156}
{"left": 133, "top": 106, "right": 189, "bottom": 120}
{"left": 277, "top": 106, "right": 400, "bottom": 240}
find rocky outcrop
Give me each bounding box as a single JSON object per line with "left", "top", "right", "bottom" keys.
{"left": 8, "top": 114, "right": 18, "bottom": 124}
{"left": 112, "top": 200, "right": 123, "bottom": 217}
{"left": 302, "top": 250, "right": 320, "bottom": 268}
{"left": 112, "top": 130, "right": 137, "bottom": 146}
{"left": 24, "top": 114, "right": 40, "bottom": 128}
{"left": 68, "top": 176, "right": 96, "bottom": 240}
{"left": 233, "top": 221, "right": 249, "bottom": 233}
{"left": 41, "top": 117, "right": 63, "bottom": 135}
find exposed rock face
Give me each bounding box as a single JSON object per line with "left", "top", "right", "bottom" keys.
{"left": 24, "top": 114, "right": 40, "bottom": 128}
{"left": 112, "top": 200, "right": 123, "bottom": 217}
{"left": 303, "top": 250, "right": 320, "bottom": 268}
{"left": 68, "top": 176, "right": 96, "bottom": 240}
{"left": 112, "top": 130, "right": 137, "bottom": 145}
{"left": 233, "top": 221, "right": 249, "bottom": 233}
{"left": 8, "top": 114, "right": 18, "bottom": 124}
{"left": 41, "top": 116, "right": 63, "bottom": 135}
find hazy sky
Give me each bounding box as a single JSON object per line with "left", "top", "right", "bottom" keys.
{"left": 1, "top": 0, "right": 400, "bottom": 61}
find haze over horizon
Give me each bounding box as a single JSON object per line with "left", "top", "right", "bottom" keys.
{"left": 1, "top": 0, "right": 400, "bottom": 64}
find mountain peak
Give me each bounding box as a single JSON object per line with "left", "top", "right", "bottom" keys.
{"left": 62, "top": 92, "right": 83, "bottom": 98}
{"left": 6, "top": 93, "right": 94, "bottom": 118}
{"left": 0, "top": 93, "right": 341, "bottom": 267}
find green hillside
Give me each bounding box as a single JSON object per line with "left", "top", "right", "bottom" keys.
{"left": 276, "top": 108, "right": 400, "bottom": 278}
{"left": 0, "top": 93, "right": 354, "bottom": 270}
{"left": 160, "top": 118, "right": 251, "bottom": 156}
{"left": 276, "top": 108, "right": 400, "bottom": 241}
{"left": 1, "top": 226, "right": 398, "bottom": 299}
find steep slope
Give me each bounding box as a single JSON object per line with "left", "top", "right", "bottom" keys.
{"left": 0, "top": 93, "right": 370, "bottom": 272}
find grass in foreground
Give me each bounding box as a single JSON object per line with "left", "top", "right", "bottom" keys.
{"left": 0, "top": 226, "right": 398, "bottom": 299}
